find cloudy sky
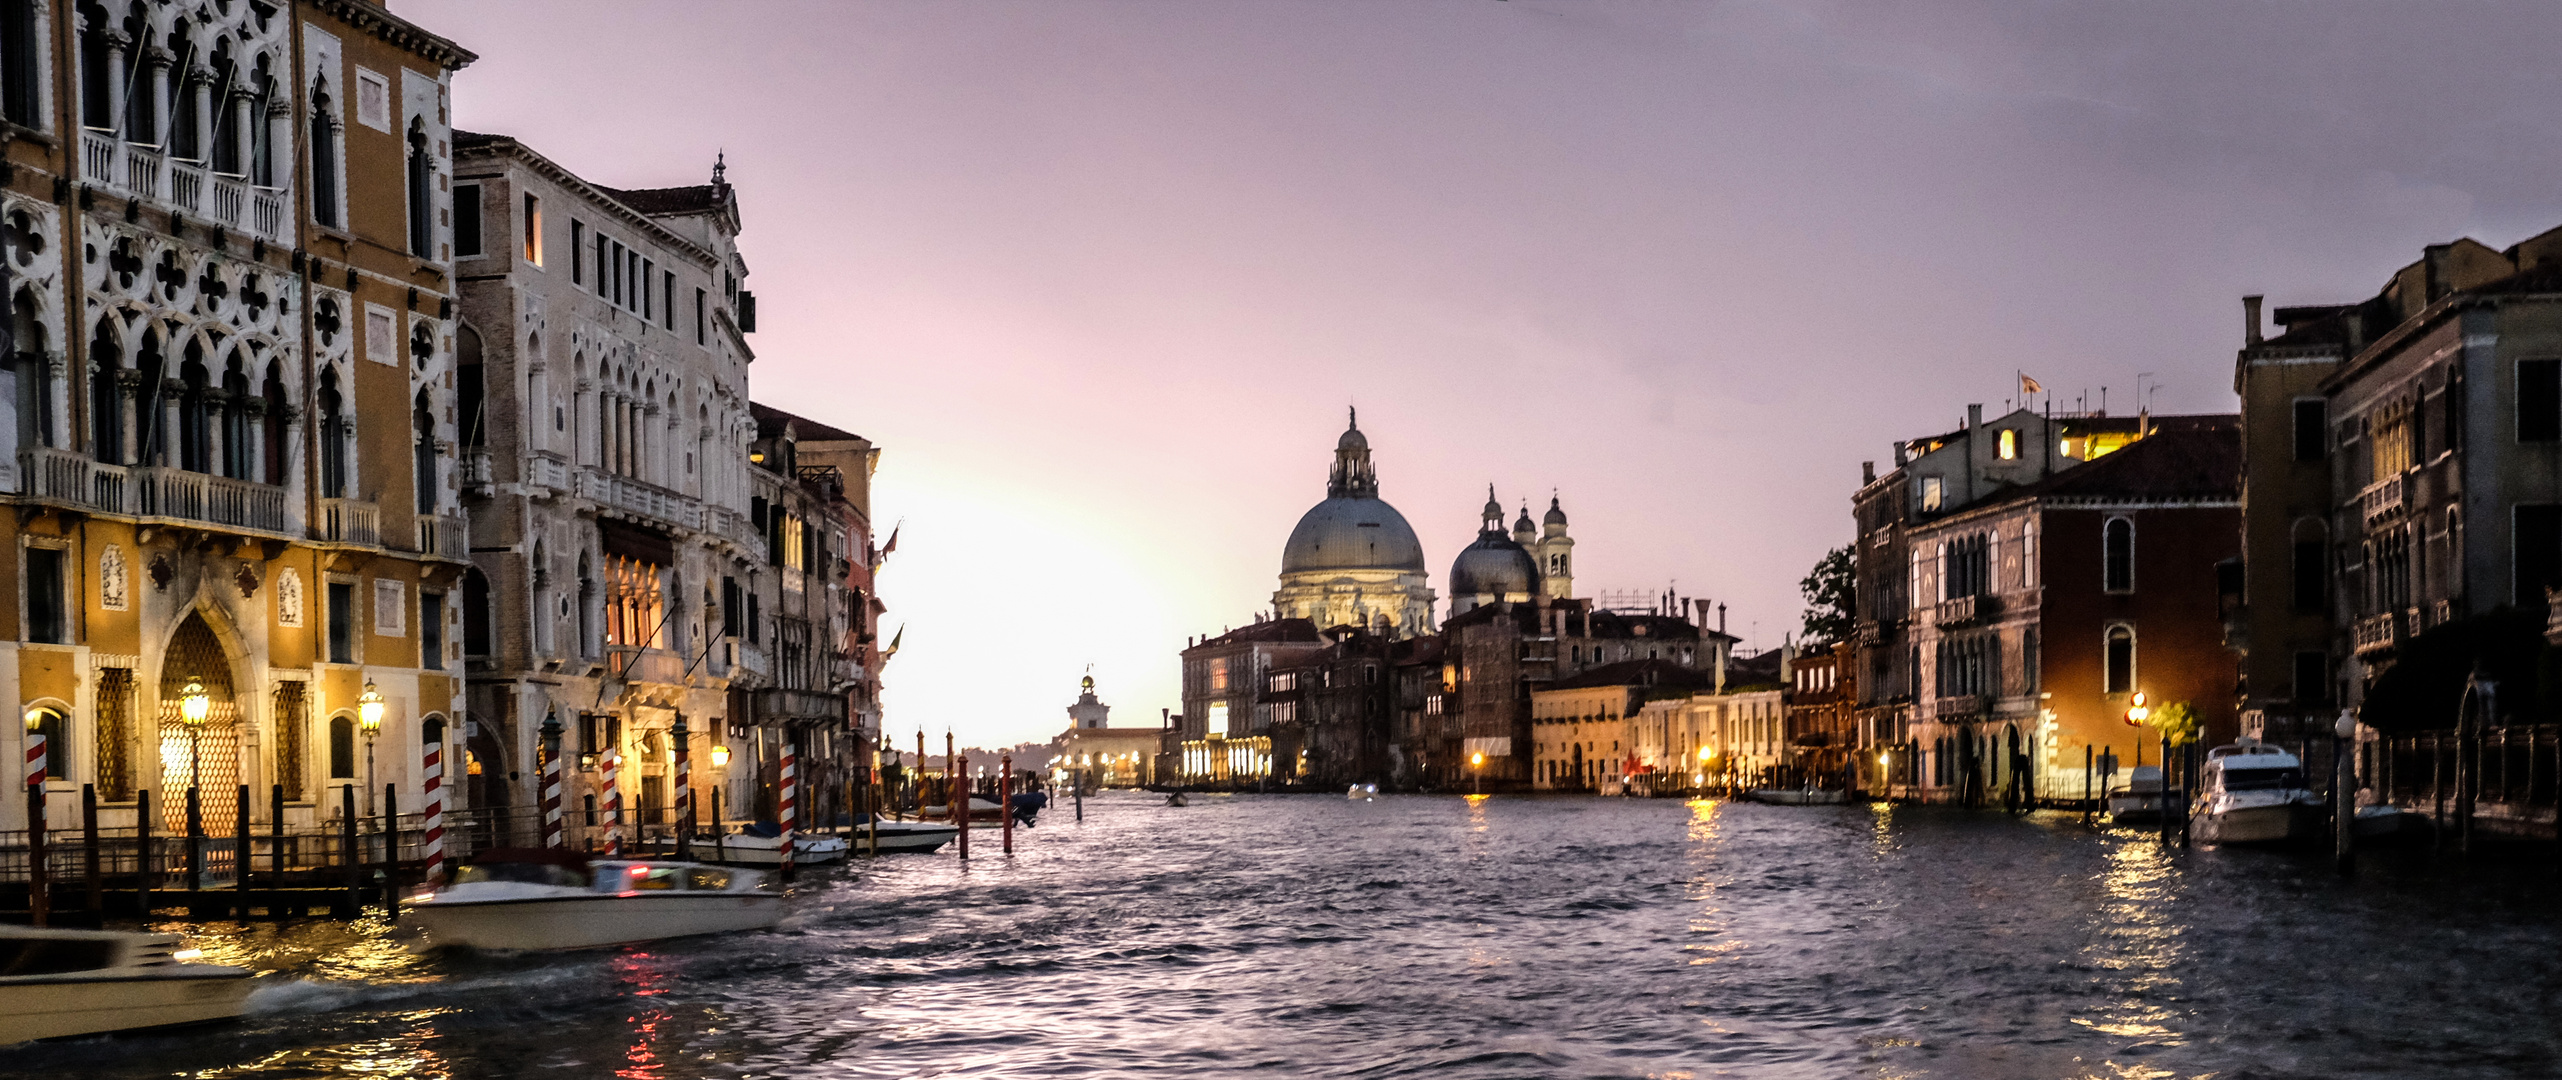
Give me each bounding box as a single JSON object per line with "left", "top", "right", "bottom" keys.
{"left": 404, "top": 0, "right": 2562, "bottom": 748}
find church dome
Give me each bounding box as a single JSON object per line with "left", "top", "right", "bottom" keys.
{"left": 1282, "top": 497, "right": 1427, "bottom": 574}
{"left": 1450, "top": 534, "right": 1539, "bottom": 599}
{"left": 1544, "top": 496, "right": 1568, "bottom": 528}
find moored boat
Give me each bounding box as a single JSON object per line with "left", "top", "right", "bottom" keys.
{"left": 703, "top": 825, "right": 849, "bottom": 867}
{"left": 0, "top": 926, "right": 253, "bottom": 1045}
{"left": 2105, "top": 766, "right": 2167, "bottom": 823}
{"left": 850, "top": 817, "right": 961, "bottom": 853}
{"left": 409, "top": 849, "right": 784, "bottom": 952}
{"left": 1751, "top": 787, "right": 1847, "bottom": 806}
{"left": 1347, "top": 783, "right": 1378, "bottom": 800}
{"left": 2189, "top": 740, "right": 2321, "bottom": 845}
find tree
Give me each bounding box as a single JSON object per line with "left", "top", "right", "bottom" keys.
{"left": 2143, "top": 700, "right": 2202, "bottom": 746}
{"left": 1799, "top": 545, "right": 1855, "bottom": 645}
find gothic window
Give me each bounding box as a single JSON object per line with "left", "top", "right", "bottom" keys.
{"left": 603, "top": 554, "right": 665, "bottom": 650}
{"left": 88, "top": 321, "right": 120, "bottom": 463}
{"left": 318, "top": 368, "right": 347, "bottom": 497}
{"left": 261, "top": 360, "right": 287, "bottom": 484}
{"left": 406, "top": 119, "right": 432, "bottom": 255}
{"left": 413, "top": 388, "right": 435, "bottom": 513}
{"left": 13, "top": 285, "right": 50, "bottom": 449}
{"left": 577, "top": 553, "right": 597, "bottom": 657}
{"left": 23, "top": 544, "right": 63, "bottom": 643}
{"left": 310, "top": 83, "right": 341, "bottom": 228}
{"left": 273, "top": 681, "right": 308, "bottom": 801}
{"left": 328, "top": 714, "right": 355, "bottom": 779}
{"left": 95, "top": 668, "right": 134, "bottom": 800}
{"left": 220, "top": 356, "right": 250, "bottom": 479}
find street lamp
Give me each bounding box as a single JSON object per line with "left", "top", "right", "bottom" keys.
{"left": 179, "top": 676, "right": 209, "bottom": 794}
{"left": 358, "top": 680, "right": 384, "bottom": 815}
{"left": 1470, "top": 751, "right": 1484, "bottom": 796}
{"left": 710, "top": 744, "right": 732, "bottom": 768}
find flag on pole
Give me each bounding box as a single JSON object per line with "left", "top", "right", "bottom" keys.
{"left": 883, "top": 625, "right": 904, "bottom": 659}
{"left": 871, "top": 522, "right": 901, "bottom": 572}
{"left": 2020, "top": 373, "right": 2044, "bottom": 396}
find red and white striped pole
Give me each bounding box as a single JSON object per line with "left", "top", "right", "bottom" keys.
{"left": 23, "top": 722, "right": 44, "bottom": 788}
{"left": 673, "top": 720, "right": 692, "bottom": 859}
{"left": 540, "top": 741, "right": 564, "bottom": 849}
{"left": 420, "top": 739, "right": 445, "bottom": 885}
{"left": 778, "top": 742, "right": 797, "bottom": 879}
{"left": 602, "top": 749, "right": 623, "bottom": 857}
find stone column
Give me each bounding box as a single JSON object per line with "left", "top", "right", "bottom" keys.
{"left": 114, "top": 369, "right": 142, "bottom": 465}
{"left": 202, "top": 387, "right": 229, "bottom": 476}
{"left": 241, "top": 396, "right": 266, "bottom": 482}
{"left": 158, "top": 377, "right": 183, "bottom": 467}
{"left": 102, "top": 33, "right": 131, "bottom": 137}
{"left": 228, "top": 92, "right": 253, "bottom": 174}
{"left": 143, "top": 47, "right": 174, "bottom": 146}
{"left": 262, "top": 102, "right": 291, "bottom": 189}
{"left": 188, "top": 66, "right": 215, "bottom": 161}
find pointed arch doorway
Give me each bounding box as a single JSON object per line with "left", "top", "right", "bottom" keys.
{"left": 159, "top": 612, "right": 243, "bottom": 834}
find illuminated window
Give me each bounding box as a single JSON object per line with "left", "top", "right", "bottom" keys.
{"left": 603, "top": 555, "right": 666, "bottom": 649}
{"left": 1207, "top": 703, "right": 1229, "bottom": 737}
{"left": 1919, "top": 476, "right": 1943, "bottom": 513}
{"left": 1997, "top": 429, "right": 2017, "bottom": 460}
{"left": 523, "top": 193, "right": 544, "bottom": 265}
{"left": 1208, "top": 658, "right": 1228, "bottom": 692}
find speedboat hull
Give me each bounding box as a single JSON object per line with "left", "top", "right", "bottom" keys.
{"left": 0, "top": 970, "right": 253, "bottom": 1044}
{"left": 2191, "top": 801, "right": 2310, "bottom": 845}
{"left": 850, "top": 822, "right": 959, "bottom": 853}
{"left": 412, "top": 891, "right": 784, "bottom": 952}
{"left": 2106, "top": 792, "right": 2168, "bottom": 823}
{"left": 703, "top": 833, "right": 849, "bottom": 867}
{"left": 1752, "top": 788, "right": 1847, "bottom": 806}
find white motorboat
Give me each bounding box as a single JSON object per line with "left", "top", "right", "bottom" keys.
{"left": 2105, "top": 766, "right": 2168, "bottom": 823}
{"left": 2189, "top": 740, "right": 2321, "bottom": 845}
{"left": 1347, "top": 784, "right": 1378, "bottom": 800}
{"left": 409, "top": 849, "right": 784, "bottom": 952}
{"left": 702, "top": 828, "right": 849, "bottom": 867}
{"left": 1751, "top": 787, "right": 1847, "bottom": 806}
{"left": 0, "top": 926, "right": 253, "bottom": 1044}
{"left": 849, "top": 817, "right": 961, "bottom": 853}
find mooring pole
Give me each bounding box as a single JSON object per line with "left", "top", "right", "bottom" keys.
{"left": 672, "top": 714, "right": 693, "bottom": 862}
{"left": 81, "top": 784, "right": 101, "bottom": 916}
{"left": 339, "top": 785, "right": 360, "bottom": 916}
{"left": 135, "top": 789, "right": 154, "bottom": 916}
{"left": 1000, "top": 754, "right": 1014, "bottom": 855}
{"left": 955, "top": 748, "right": 970, "bottom": 862}
{"left": 2083, "top": 745, "right": 2094, "bottom": 823}
{"left": 383, "top": 783, "right": 400, "bottom": 922}
{"left": 2335, "top": 710, "right": 2358, "bottom": 876}
{"left": 185, "top": 785, "right": 203, "bottom": 896}
{"left": 25, "top": 782, "right": 47, "bottom": 928}
{"left": 271, "top": 785, "right": 287, "bottom": 920}
{"left": 234, "top": 784, "right": 252, "bottom": 918}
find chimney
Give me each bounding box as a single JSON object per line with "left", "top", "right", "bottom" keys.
{"left": 1893, "top": 443, "right": 1909, "bottom": 466}
{"left": 2243, "top": 294, "right": 2264, "bottom": 347}
{"left": 1967, "top": 403, "right": 1984, "bottom": 431}
{"left": 1718, "top": 602, "right": 1727, "bottom": 636}
{"left": 1862, "top": 461, "right": 1876, "bottom": 484}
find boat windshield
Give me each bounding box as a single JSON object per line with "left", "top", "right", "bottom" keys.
{"left": 454, "top": 862, "right": 590, "bottom": 888}
{"left": 602, "top": 865, "right": 735, "bottom": 892}
{"left": 2221, "top": 766, "right": 2304, "bottom": 791}
{"left": 0, "top": 936, "right": 114, "bottom": 976}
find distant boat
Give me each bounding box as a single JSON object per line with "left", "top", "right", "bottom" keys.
{"left": 1751, "top": 787, "right": 1846, "bottom": 806}
{"left": 1166, "top": 791, "right": 1189, "bottom": 807}
{"left": 2189, "top": 740, "right": 2321, "bottom": 845}
{"left": 1347, "top": 784, "right": 1378, "bottom": 800}
{"left": 0, "top": 926, "right": 253, "bottom": 1045}
{"left": 409, "top": 849, "right": 783, "bottom": 952}
{"left": 2105, "top": 766, "right": 2168, "bottom": 823}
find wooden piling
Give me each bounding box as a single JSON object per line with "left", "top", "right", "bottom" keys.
{"left": 340, "top": 785, "right": 360, "bottom": 916}
{"left": 383, "top": 783, "right": 399, "bottom": 921}
{"left": 81, "top": 784, "right": 100, "bottom": 915}
{"left": 1000, "top": 754, "right": 1014, "bottom": 856}
{"left": 710, "top": 786, "right": 725, "bottom": 863}
{"left": 134, "top": 789, "right": 153, "bottom": 916}
{"left": 235, "top": 784, "right": 252, "bottom": 918}
{"left": 26, "top": 782, "right": 47, "bottom": 927}
{"left": 2083, "top": 745, "right": 2093, "bottom": 823}
{"left": 955, "top": 748, "right": 969, "bottom": 862}
{"left": 270, "top": 785, "right": 287, "bottom": 920}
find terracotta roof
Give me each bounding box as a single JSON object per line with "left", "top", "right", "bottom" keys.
{"left": 2015, "top": 418, "right": 2241, "bottom": 503}
{"left": 597, "top": 183, "right": 727, "bottom": 216}
{"left": 752, "top": 401, "right": 865, "bottom": 443}
{"left": 1549, "top": 658, "right": 1721, "bottom": 692}
{"left": 1191, "top": 619, "right": 1324, "bottom": 649}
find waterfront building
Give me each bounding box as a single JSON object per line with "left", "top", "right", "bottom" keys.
{"left": 1176, "top": 617, "right": 1323, "bottom": 785}
{"left": 1903, "top": 417, "right": 2241, "bottom": 806}
{"left": 2, "top": 0, "right": 474, "bottom": 836}
{"left": 1852, "top": 404, "right": 2186, "bottom": 795}
{"left": 744, "top": 402, "right": 880, "bottom": 823}
{"left": 1257, "top": 627, "right": 1401, "bottom": 788}
{"left": 1784, "top": 640, "right": 1856, "bottom": 784}
{"left": 1531, "top": 658, "right": 1719, "bottom": 792}
{"left": 2236, "top": 227, "right": 2562, "bottom": 730}
{"left": 1435, "top": 600, "right": 1714, "bottom": 789}
{"left": 1051, "top": 675, "right": 1164, "bottom": 787}
{"left": 1271, "top": 413, "right": 1435, "bottom": 638}
{"left": 449, "top": 131, "right": 756, "bottom": 838}
{"left": 2229, "top": 295, "right": 2352, "bottom": 742}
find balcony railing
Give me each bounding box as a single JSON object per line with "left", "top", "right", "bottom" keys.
{"left": 2353, "top": 612, "right": 2402, "bottom": 657}
{"left": 17, "top": 449, "right": 289, "bottom": 535}
{"left": 1933, "top": 694, "right": 1987, "bottom": 718}
{"left": 210, "top": 174, "right": 244, "bottom": 227}
{"left": 318, "top": 498, "right": 380, "bottom": 546}
{"left": 80, "top": 129, "right": 117, "bottom": 185}
{"left": 576, "top": 470, "right": 700, "bottom": 531}
{"left": 2360, "top": 475, "right": 2406, "bottom": 527}
{"left": 459, "top": 447, "right": 493, "bottom": 490}
{"left": 1933, "top": 594, "right": 1997, "bottom": 627}
{"left": 415, "top": 511, "right": 467, "bottom": 557}
{"left": 123, "top": 143, "right": 162, "bottom": 199}
{"left": 168, "top": 158, "right": 204, "bottom": 212}
{"left": 606, "top": 646, "right": 690, "bottom": 687}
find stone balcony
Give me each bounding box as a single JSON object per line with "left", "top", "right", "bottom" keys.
{"left": 19, "top": 447, "right": 289, "bottom": 537}
{"left": 607, "top": 646, "right": 692, "bottom": 687}
{"left": 316, "top": 497, "right": 379, "bottom": 546}
{"left": 2352, "top": 612, "right": 2403, "bottom": 657}
{"left": 1933, "top": 593, "right": 1998, "bottom": 627}
{"left": 80, "top": 129, "right": 289, "bottom": 243}
{"left": 2359, "top": 474, "right": 2407, "bottom": 529}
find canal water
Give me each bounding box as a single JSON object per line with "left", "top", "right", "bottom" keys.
{"left": 10, "top": 792, "right": 2562, "bottom": 1079}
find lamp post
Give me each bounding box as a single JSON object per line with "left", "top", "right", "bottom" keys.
{"left": 1470, "top": 751, "right": 1484, "bottom": 796}
{"left": 358, "top": 680, "right": 384, "bottom": 817}
{"left": 179, "top": 676, "right": 209, "bottom": 794}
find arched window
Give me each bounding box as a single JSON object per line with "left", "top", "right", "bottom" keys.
{"left": 413, "top": 388, "right": 435, "bottom": 512}
{"left": 220, "top": 356, "right": 250, "bottom": 479}
{"left": 88, "top": 321, "right": 120, "bottom": 463}
{"left": 2104, "top": 625, "right": 2135, "bottom": 695}
{"left": 422, "top": 714, "right": 446, "bottom": 752}
{"left": 318, "top": 368, "right": 347, "bottom": 497}
{"left": 261, "top": 359, "right": 287, "bottom": 484}
{"left": 2102, "top": 517, "right": 2134, "bottom": 593}
{"left": 463, "top": 565, "right": 493, "bottom": 657}
{"left": 24, "top": 705, "right": 66, "bottom": 779}
{"left": 328, "top": 714, "right": 355, "bottom": 778}
{"left": 577, "top": 553, "right": 597, "bottom": 657}
{"left": 12, "top": 286, "right": 50, "bottom": 449}
{"left": 2291, "top": 518, "right": 2327, "bottom": 614}
{"left": 457, "top": 324, "right": 484, "bottom": 447}
{"left": 405, "top": 119, "right": 431, "bottom": 255}
{"left": 309, "top": 83, "right": 339, "bottom": 228}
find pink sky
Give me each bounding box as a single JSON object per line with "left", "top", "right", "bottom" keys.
{"left": 402, "top": 0, "right": 2562, "bottom": 747}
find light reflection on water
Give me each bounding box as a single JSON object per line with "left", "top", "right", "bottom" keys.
{"left": 9, "top": 793, "right": 2562, "bottom": 1079}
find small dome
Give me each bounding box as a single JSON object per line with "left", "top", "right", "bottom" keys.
{"left": 1450, "top": 534, "right": 1539, "bottom": 600}
{"left": 1282, "top": 496, "right": 1427, "bottom": 574}
{"left": 1338, "top": 426, "right": 1369, "bottom": 452}
{"left": 1513, "top": 505, "right": 1535, "bottom": 534}
{"left": 1544, "top": 496, "right": 1567, "bottom": 527}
